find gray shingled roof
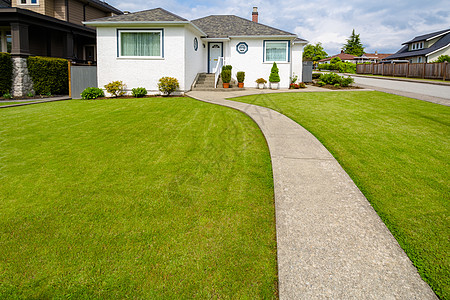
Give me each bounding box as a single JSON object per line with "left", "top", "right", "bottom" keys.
{"left": 89, "top": 7, "right": 187, "bottom": 23}
{"left": 88, "top": 0, "right": 122, "bottom": 15}
{"left": 0, "top": 0, "right": 11, "bottom": 8}
{"left": 385, "top": 32, "right": 450, "bottom": 60}
{"left": 191, "top": 15, "right": 295, "bottom": 38}
{"left": 403, "top": 28, "right": 450, "bottom": 44}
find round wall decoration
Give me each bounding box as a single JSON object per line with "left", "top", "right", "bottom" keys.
{"left": 194, "top": 37, "right": 198, "bottom": 51}
{"left": 236, "top": 42, "right": 248, "bottom": 54}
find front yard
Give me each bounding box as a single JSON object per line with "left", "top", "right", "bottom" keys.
{"left": 0, "top": 98, "right": 277, "bottom": 298}
{"left": 233, "top": 91, "right": 449, "bottom": 299}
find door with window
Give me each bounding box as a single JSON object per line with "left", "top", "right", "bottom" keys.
{"left": 208, "top": 43, "right": 222, "bottom": 73}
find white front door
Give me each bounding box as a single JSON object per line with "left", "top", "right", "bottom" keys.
{"left": 209, "top": 43, "right": 222, "bottom": 73}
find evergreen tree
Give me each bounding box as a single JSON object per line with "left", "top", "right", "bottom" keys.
{"left": 342, "top": 29, "right": 365, "bottom": 56}
{"left": 269, "top": 62, "right": 280, "bottom": 83}
{"left": 303, "top": 42, "right": 328, "bottom": 62}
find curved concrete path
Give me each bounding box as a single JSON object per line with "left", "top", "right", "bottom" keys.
{"left": 187, "top": 89, "right": 437, "bottom": 299}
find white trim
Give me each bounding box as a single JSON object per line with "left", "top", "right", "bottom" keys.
{"left": 202, "top": 38, "right": 230, "bottom": 41}
{"left": 229, "top": 35, "right": 297, "bottom": 38}
{"left": 425, "top": 43, "right": 450, "bottom": 56}
{"left": 264, "top": 40, "right": 289, "bottom": 63}
{"left": 426, "top": 30, "right": 450, "bottom": 41}
{"left": 118, "top": 29, "right": 163, "bottom": 59}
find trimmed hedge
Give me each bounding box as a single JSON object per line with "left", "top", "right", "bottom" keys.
{"left": 0, "top": 52, "right": 13, "bottom": 95}
{"left": 27, "top": 56, "right": 68, "bottom": 95}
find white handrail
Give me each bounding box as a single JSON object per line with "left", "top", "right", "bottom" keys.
{"left": 213, "top": 57, "right": 224, "bottom": 88}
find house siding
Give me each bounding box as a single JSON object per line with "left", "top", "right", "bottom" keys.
{"left": 427, "top": 45, "right": 450, "bottom": 62}
{"left": 53, "top": 0, "right": 66, "bottom": 20}
{"left": 227, "top": 38, "right": 294, "bottom": 88}
{"left": 96, "top": 26, "right": 187, "bottom": 94}
{"left": 184, "top": 26, "right": 206, "bottom": 90}
{"left": 12, "top": 0, "right": 46, "bottom": 15}
{"left": 67, "top": 0, "right": 84, "bottom": 25}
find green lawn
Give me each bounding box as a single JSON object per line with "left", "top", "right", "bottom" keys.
{"left": 0, "top": 98, "right": 277, "bottom": 298}
{"left": 233, "top": 91, "right": 449, "bottom": 299}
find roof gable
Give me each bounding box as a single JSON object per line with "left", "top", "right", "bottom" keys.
{"left": 89, "top": 7, "right": 188, "bottom": 23}
{"left": 191, "top": 15, "right": 295, "bottom": 38}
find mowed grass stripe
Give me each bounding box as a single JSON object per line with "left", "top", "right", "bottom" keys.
{"left": 0, "top": 98, "right": 276, "bottom": 298}
{"left": 233, "top": 91, "right": 449, "bottom": 299}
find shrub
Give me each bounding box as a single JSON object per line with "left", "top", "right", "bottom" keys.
{"left": 312, "top": 73, "right": 321, "bottom": 79}
{"left": 27, "top": 56, "right": 68, "bottom": 95}
{"left": 132, "top": 87, "right": 147, "bottom": 98}
{"left": 27, "top": 91, "right": 35, "bottom": 98}
{"left": 255, "top": 78, "right": 267, "bottom": 84}
{"left": 269, "top": 62, "right": 280, "bottom": 83}
{"left": 317, "top": 81, "right": 326, "bottom": 86}
{"left": 330, "top": 57, "right": 342, "bottom": 64}
{"left": 320, "top": 72, "right": 343, "bottom": 85}
{"left": 299, "top": 82, "right": 306, "bottom": 88}
{"left": 435, "top": 55, "right": 450, "bottom": 63}
{"left": 158, "top": 77, "right": 179, "bottom": 96}
{"left": 0, "top": 52, "right": 12, "bottom": 95}
{"left": 236, "top": 71, "right": 245, "bottom": 83}
{"left": 334, "top": 83, "right": 341, "bottom": 88}
{"left": 318, "top": 61, "right": 356, "bottom": 73}
{"left": 221, "top": 69, "right": 231, "bottom": 83}
{"left": 222, "top": 65, "right": 232, "bottom": 71}
{"left": 341, "top": 76, "right": 354, "bottom": 87}
{"left": 104, "top": 80, "right": 126, "bottom": 97}
{"left": 81, "top": 87, "right": 104, "bottom": 100}
{"left": 3, "top": 92, "right": 12, "bottom": 99}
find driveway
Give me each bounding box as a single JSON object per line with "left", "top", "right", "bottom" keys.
{"left": 349, "top": 75, "right": 450, "bottom": 106}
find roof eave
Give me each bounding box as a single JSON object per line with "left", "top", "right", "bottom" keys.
{"left": 83, "top": 20, "right": 191, "bottom": 26}
{"left": 425, "top": 43, "right": 450, "bottom": 56}
{"left": 228, "top": 35, "right": 297, "bottom": 39}
{"left": 426, "top": 30, "right": 450, "bottom": 41}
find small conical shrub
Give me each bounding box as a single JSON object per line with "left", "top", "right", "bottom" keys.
{"left": 269, "top": 62, "right": 280, "bottom": 83}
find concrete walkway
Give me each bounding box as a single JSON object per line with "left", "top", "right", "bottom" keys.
{"left": 187, "top": 88, "right": 437, "bottom": 299}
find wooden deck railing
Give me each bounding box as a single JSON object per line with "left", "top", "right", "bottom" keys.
{"left": 356, "top": 62, "right": 449, "bottom": 80}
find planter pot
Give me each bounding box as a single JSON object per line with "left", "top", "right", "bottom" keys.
{"left": 258, "top": 83, "right": 265, "bottom": 89}
{"left": 238, "top": 82, "right": 244, "bottom": 88}
{"left": 270, "top": 82, "right": 279, "bottom": 89}
{"left": 223, "top": 83, "right": 230, "bottom": 88}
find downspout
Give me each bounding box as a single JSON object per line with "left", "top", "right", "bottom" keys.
{"left": 83, "top": 3, "right": 88, "bottom": 25}
{"left": 65, "top": 0, "right": 69, "bottom": 22}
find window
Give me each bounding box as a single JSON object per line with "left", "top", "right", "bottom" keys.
{"left": 118, "top": 30, "right": 163, "bottom": 58}
{"left": 264, "top": 41, "right": 289, "bottom": 62}
{"left": 19, "top": 0, "right": 39, "bottom": 4}
{"left": 411, "top": 42, "right": 424, "bottom": 51}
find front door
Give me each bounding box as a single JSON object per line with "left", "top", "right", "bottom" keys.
{"left": 208, "top": 42, "right": 222, "bottom": 73}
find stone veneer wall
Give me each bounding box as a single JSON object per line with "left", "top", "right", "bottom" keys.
{"left": 11, "top": 56, "right": 34, "bottom": 97}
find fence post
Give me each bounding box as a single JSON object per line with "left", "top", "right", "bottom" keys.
{"left": 381, "top": 63, "right": 384, "bottom": 76}
{"left": 406, "top": 63, "right": 409, "bottom": 78}
{"left": 372, "top": 63, "right": 374, "bottom": 75}
{"left": 68, "top": 60, "right": 72, "bottom": 98}
{"left": 422, "top": 62, "right": 426, "bottom": 79}
{"left": 443, "top": 62, "right": 447, "bottom": 81}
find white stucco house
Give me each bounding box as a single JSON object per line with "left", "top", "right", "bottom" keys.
{"left": 84, "top": 7, "right": 307, "bottom": 93}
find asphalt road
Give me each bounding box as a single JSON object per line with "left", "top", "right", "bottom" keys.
{"left": 349, "top": 75, "right": 450, "bottom": 106}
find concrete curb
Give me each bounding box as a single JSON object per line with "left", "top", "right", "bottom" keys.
{"left": 187, "top": 90, "right": 437, "bottom": 299}
{"left": 0, "top": 96, "right": 71, "bottom": 109}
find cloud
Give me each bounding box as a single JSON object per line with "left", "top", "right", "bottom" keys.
{"left": 105, "top": 0, "right": 450, "bottom": 55}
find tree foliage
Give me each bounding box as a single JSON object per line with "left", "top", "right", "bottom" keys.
{"left": 303, "top": 43, "right": 328, "bottom": 62}
{"left": 435, "top": 55, "right": 450, "bottom": 63}
{"left": 342, "top": 29, "right": 365, "bottom": 56}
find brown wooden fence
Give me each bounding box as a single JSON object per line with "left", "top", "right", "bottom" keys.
{"left": 356, "top": 62, "right": 450, "bottom": 80}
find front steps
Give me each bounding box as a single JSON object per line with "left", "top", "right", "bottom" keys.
{"left": 192, "top": 73, "right": 244, "bottom": 91}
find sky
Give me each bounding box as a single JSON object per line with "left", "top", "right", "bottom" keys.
{"left": 105, "top": 0, "right": 450, "bottom": 56}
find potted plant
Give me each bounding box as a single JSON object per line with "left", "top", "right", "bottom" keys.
{"left": 221, "top": 68, "right": 231, "bottom": 88}
{"left": 255, "top": 78, "right": 267, "bottom": 89}
{"left": 269, "top": 62, "right": 280, "bottom": 89}
{"left": 236, "top": 71, "right": 245, "bottom": 88}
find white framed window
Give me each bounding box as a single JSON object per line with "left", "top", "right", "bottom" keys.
{"left": 264, "top": 40, "right": 290, "bottom": 62}
{"left": 118, "top": 29, "right": 163, "bottom": 58}
{"left": 19, "top": 0, "right": 39, "bottom": 5}
{"left": 411, "top": 42, "right": 424, "bottom": 51}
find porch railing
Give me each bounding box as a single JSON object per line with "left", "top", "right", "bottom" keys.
{"left": 213, "top": 57, "right": 224, "bottom": 88}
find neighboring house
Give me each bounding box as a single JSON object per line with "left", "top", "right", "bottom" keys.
{"left": 318, "top": 51, "right": 357, "bottom": 64}
{"left": 84, "top": 7, "right": 308, "bottom": 92}
{"left": 0, "top": 0, "right": 121, "bottom": 96}
{"left": 354, "top": 51, "right": 392, "bottom": 63}
{"left": 385, "top": 28, "right": 450, "bottom": 63}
